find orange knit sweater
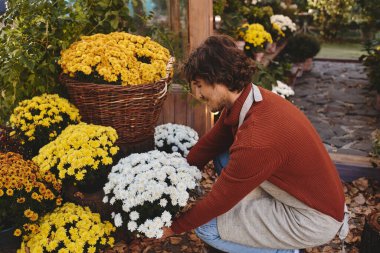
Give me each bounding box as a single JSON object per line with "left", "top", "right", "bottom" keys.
{"left": 171, "top": 85, "right": 345, "bottom": 234}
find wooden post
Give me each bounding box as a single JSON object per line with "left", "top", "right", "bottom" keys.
{"left": 188, "top": 0, "right": 214, "bottom": 136}
{"left": 169, "top": 0, "right": 181, "bottom": 34}
{"left": 188, "top": 0, "right": 213, "bottom": 51}
{"left": 158, "top": 0, "right": 215, "bottom": 137}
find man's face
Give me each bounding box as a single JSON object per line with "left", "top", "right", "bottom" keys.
{"left": 191, "top": 79, "right": 228, "bottom": 113}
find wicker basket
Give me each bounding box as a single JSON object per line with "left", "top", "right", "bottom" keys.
{"left": 60, "top": 59, "right": 173, "bottom": 153}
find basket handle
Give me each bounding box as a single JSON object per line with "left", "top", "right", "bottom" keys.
{"left": 157, "top": 56, "right": 175, "bottom": 99}
{"left": 158, "top": 81, "right": 168, "bottom": 99}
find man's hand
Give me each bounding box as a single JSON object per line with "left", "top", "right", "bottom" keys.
{"left": 161, "top": 226, "right": 175, "bottom": 240}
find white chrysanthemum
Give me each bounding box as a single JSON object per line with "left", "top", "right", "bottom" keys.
{"left": 128, "top": 221, "right": 138, "bottom": 231}
{"left": 130, "top": 211, "right": 140, "bottom": 221}
{"left": 159, "top": 198, "right": 168, "bottom": 207}
{"left": 272, "top": 80, "right": 295, "bottom": 98}
{"left": 154, "top": 123, "right": 199, "bottom": 157}
{"left": 114, "top": 213, "right": 123, "bottom": 227}
{"left": 103, "top": 150, "right": 202, "bottom": 238}
{"left": 270, "top": 15, "right": 297, "bottom": 33}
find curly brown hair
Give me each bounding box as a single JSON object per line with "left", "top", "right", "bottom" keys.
{"left": 183, "top": 35, "right": 256, "bottom": 92}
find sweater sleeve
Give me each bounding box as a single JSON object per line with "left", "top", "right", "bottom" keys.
{"left": 171, "top": 144, "right": 283, "bottom": 234}
{"left": 186, "top": 110, "right": 234, "bottom": 169}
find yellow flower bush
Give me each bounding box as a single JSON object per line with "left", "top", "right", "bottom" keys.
{"left": 33, "top": 123, "right": 119, "bottom": 191}
{"left": 271, "top": 23, "right": 285, "bottom": 41}
{"left": 18, "top": 202, "right": 116, "bottom": 253}
{"left": 9, "top": 94, "right": 81, "bottom": 158}
{"left": 0, "top": 152, "right": 61, "bottom": 238}
{"left": 59, "top": 32, "right": 171, "bottom": 86}
{"left": 238, "top": 23, "right": 273, "bottom": 55}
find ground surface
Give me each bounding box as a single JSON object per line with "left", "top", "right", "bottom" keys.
{"left": 293, "top": 61, "right": 379, "bottom": 156}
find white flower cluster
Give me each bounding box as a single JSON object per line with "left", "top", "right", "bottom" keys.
{"left": 272, "top": 80, "right": 295, "bottom": 98}
{"left": 270, "top": 15, "right": 297, "bottom": 33}
{"left": 154, "top": 123, "right": 199, "bottom": 157}
{"left": 103, "top": 150, "right": 202, "bottom": 238}
{"left": 250, "top": 0, "right": 262, "bottom": 4}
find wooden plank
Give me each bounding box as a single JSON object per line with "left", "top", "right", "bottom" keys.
{"left": 169, "top": 0, "right": 181, "bottom": 34}
{"left": 329, "top": 153, "right": 374, "bottom": 168}
{"left": 335, "top": 163, "right": 380, "bottom": 182}
{"left": 174, "top": 92, "right": 188, "bottom": 125}
{"left": 161, "top": 92, "right": 175, "bottom": 124}
{"left": 188, "top": 0, "right": 213, "bottom": 51}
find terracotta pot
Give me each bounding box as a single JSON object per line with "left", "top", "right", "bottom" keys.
{"left": 265, "top": 42, "right": 277, "bottom": 54}
{"left": 291, "top": 63, "right": 303, "bottom": 78}
{"left": 253, "top": 52, "right": 265, "bottom": 62}
{"left": 303, "top": 58, "right": 313, "bottom": 72}
{"left": 235, "top": 40, "right": 245, "bottom": 51}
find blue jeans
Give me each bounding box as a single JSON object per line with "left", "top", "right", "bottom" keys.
{"left": 194, "top": 151, "right": 296, "bottom": 253}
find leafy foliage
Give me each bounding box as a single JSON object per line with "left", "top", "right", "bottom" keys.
{"left": 252, "top": 63, "right": 276, "bottom": 90}
{"left": 0, "top": 0, "right": 152, "bottom": 124}
{"left": 360, "top": 40, "right": 380, "bottom": 92}
{"left": 282, "top": 33, "right": 321, "bottom": 63}
{"left": 307, "top": 0, "right": 356, "bottom": 39}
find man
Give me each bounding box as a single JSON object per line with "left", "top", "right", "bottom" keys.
{"left": 162, "top": 35, "right": 348, "bottom": 253}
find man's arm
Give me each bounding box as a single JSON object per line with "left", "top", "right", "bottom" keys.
{"left": 172, "top": 144, "right": 283, "bottom": 234}
{"left": 187, "top": 110, "right": 234, "bottom": 169}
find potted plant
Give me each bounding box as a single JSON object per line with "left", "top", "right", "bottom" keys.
{"left": 282, "top": 33, "right": 321, "bottom": 74}
{"left": 18, "top": 202, "right": 116, "bottom": 253}
{"left": 58, "top": 32, "right": 173, "bottom": 153}
{"left": 9, "top": 94, "right": 81, "bottom": 159}
{"left": 33, "top": 123, "right": 120, "bottom": 192}
{"left": 361, "top": 41, "right": 380, "bottom": 110}
{"left": 32, "top": 123, "right": 120, "bottom": 219}
{"left": 103, "top": 150, "right": 202, "bottom": 239}
{"left": 0, "top": 152, "right": 62, "bottom": 249}
{"left": 154, "top": 123, "right": 199, "bottom": 157}
{"left": 270, "top": 14, "right": 297, "bottom": 40}
{"left": 237, "top": 23, "right": 273, "bottom": 62}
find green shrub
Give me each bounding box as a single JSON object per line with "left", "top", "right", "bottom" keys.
{"left": 282, "top": 33, "right": 321, "bottom": 63}
{"left": 0, "top": 0, "right": 150, "bottom": 124}
{"left": 360, "top": 40, "right": 380, "bottom": 92}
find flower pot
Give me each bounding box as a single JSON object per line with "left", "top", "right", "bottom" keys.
{"left": 303, "top": 58, "right": 313, "bottom": 72}
{"left": 253, "top": 52, "right": 265, "bottom": 62}
{"left": 62, "top": 183, "right": 115, "bottom": 221}
{"left": 0, "top": 226, "right": 21, "bottom": 251}
{"left": 236, "top": 41, "right": 245, "bottom": 51}
{"left": 266, "top": 43, "right": 277, "bottom": 54}
{"left": 291, "top": 63, "right": 304, "bottom": 78}
{"left": 59, "top": 57, "right": 174, "bottom": 154}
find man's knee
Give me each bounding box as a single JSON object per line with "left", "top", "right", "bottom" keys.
{"left": 195, "top": 220, "right": 221, "bottom": 243}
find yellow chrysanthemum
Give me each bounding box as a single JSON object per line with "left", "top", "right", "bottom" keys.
{"left": 238, "top": 23, "right": 273, "bottom": 50}
{"left": 18, "top": 203, "right": 116, "bottom": 253}
{"left": 0, "top": 152, "right": 61, "bottom": 239}
{"left": 33, "top": 123, "right": 119, "bottom": 184}
{"left": 9, "top": 94, "right": 81, "bottom": 150}
{"left": 59, "top": 32, "right": 171, "bottom": 86}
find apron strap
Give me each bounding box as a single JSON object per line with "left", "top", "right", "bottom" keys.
{"left": 238, "top": 84, "right": 262, "bottom": 128}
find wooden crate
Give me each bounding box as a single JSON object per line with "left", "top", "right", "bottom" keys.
{"left": 157, "top": 84, "right": 214, "bottom": 137}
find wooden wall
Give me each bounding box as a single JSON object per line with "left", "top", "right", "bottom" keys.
{"left": 158, "top": 0, "right": 214, "bottom": 137}
{"left": 157, "top": 84, "right": 214, "bottom": 137}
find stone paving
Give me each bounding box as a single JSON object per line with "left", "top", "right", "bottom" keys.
{"left": 292, "top": 60, "right": 380, "bottom": 156}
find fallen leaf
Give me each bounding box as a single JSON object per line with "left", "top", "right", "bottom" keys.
{"left": 169, "top": 236, "right": 182, "bottom": 245}
{"left": 354, "top": 193, "right": 366, "bottom": 205}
